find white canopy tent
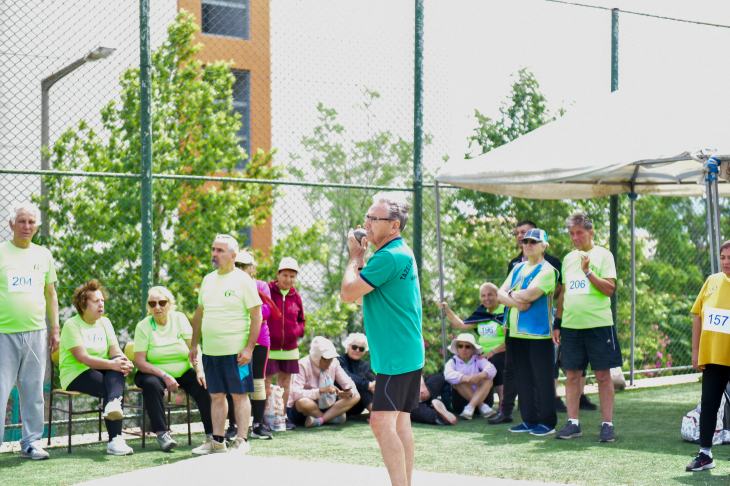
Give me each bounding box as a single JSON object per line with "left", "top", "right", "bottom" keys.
{"left": 433, "top": 81, "right": 730, "bottom": 383}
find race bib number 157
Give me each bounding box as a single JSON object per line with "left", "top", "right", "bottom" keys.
{"left": 704, "top": 307, "right": 730, "bottom": 335}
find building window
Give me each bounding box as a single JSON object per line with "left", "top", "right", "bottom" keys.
{"left": 202, "top": 0, "right": 250, "bottom": 40}
{"left": 231, "top": 69, "right": 251, "bottom": 167}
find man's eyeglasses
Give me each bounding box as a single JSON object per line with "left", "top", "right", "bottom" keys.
{"left": 351, "top": 345, "right": 366, "bottom": 352}
{"left": 457, "top": 344, "right": 472, "bottom": 350}
{"left": 364, "top": 214, "right": 393, "bottom": 222}
{"left": 521, "top": 239, "right": 540, "bottom": 245}
{"left": 148, "top": 300, "right": 168, "bottom": 308}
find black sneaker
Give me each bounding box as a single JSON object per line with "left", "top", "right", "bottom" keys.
{"left": 556, "top": 421, "right": 582, "bottom": 439}
{"left": 579, "top": 394, "right": 598, "bottom": 410}
{"left": 224, "top": 425, "right": 238, "bottom": 440}
{"left": 487, "top": 411, "right": 514, "bottom": 425}
{"left": 598, "top": 423, "right": 615, "bottom": 442}
{"left": 285, "top": 418, "right": 296, "bottom": 430}
{"left": 686, "top": 452, "right": 715, "bottom": 471}
{"left": 555, "top": 396, "right": 567, "bottom": 413}
{"left": 250, "top": 422, "right": 273, "bottom": 440}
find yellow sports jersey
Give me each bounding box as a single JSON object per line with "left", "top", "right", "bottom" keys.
{"left": 692, "top": 272, "right": 730, "bottom": 367}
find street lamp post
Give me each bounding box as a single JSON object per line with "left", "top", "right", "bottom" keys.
{"left": 40, "top": 46, "right": 116, "bottom": 235}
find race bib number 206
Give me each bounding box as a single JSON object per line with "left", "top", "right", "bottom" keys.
{"left": 704, "top": 307, "right": 730, "bottom": 335}
{"left": 565, "top": 275, "right": 590, "bottom": 295}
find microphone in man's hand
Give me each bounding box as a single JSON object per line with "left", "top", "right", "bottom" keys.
{"left": 354, "top": 228, "right": 367, "bottom": 244}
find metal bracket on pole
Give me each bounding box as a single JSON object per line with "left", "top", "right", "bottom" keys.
{"left": 434, "top": 182, "right": 448, "bottom": 370}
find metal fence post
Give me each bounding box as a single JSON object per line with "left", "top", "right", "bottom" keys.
{"left": 609, "top": 8, "right": 619, "bottom": 326}
{"left": 140, "top": 0, "right": 153, "bottom": 316}
{"left": 434, "top": 182, "right": 447, "bottom": 369}
{"left": 412, "top": 0, "right": 424, "bottom": 280}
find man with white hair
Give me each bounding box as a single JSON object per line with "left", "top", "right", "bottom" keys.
{"left": 341, "top": 193, "right": 424, "bottom": 486}
{"left": 553, "top": 212, "right": 621, "bottom": 443}
{"left": 0, "top": 201, "right": 59, "bottom": 459}
{"left": 189, "top": 234, "right": 263, "bottom": 454}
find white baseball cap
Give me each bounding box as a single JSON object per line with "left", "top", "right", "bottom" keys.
{"left": 235, "top": 251, "right": 255, "bottom": 265}
{"left": 278, "top": 257, "right": 300, "bottom": 273}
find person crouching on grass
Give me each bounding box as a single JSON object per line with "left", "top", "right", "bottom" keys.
{"left": 444, "top": 334, "right": 497, "bottom": 420}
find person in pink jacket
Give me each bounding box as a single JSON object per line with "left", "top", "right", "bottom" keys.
{"left": 445, "top": 334, "right": 497, "bottom": 420}
{"left": 287, "top": 336, "right": 360, "bottom": 428}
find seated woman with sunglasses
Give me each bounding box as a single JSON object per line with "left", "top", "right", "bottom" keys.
{"left": 444, "top": 334, "right": 497, "bottom": 420}
{"left": 132, "top": 286, "right": 212, "bottom": 451}
{"left": 336, "top": 333, "right": 377, "bottom": 416}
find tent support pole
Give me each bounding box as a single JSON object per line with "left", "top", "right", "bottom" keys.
{"left": 629, "top": 193, "right": 637, "bottom": 386}
{"left": 705, "top": 159, "right": 720, "bottom": 273}
{"left": 434, "top": 182, "right": 447, "bottom": 369}
{"left": 710, "top": 159, "right": 722, "bottom": 267}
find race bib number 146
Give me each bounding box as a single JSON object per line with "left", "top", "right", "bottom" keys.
{"left": 704, "top": 307, "right": 730, "bottom": 335}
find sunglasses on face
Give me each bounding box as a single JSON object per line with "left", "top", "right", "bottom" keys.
{"left": 351, "top": 345, "right": 366, "bottom": 352}
{"left": 148, "top": 300, "right": 168, "bottom": 308}
{"left": 457, "top": 344, "right": 473, "bottom": 350}
{"left": 521, "top": 239, "right": 540, "bottom": 245}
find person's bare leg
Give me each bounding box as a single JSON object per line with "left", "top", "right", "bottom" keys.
{"left": 210, "top": 393, "right": 228, "bottom": 436}
{"left": 232, "top": 393, "right": 251, "bottom": 438}
{"left": 580, "top": 375, "right": 587, "bottom": 396}
{"left": 494, "top": 385, "right": 504, "bottom": 404}
{"left": 295, "top": 398, "right": 323, "bottom": 417}
{"left": 555, "top": 379, "right": 559, "bottom": 397}
{"left": 451, "top": 383, "right": 475, "bottom": 405}
{"left": 278, "top": 372, "right": 292, "bottom": 414}
{"left": 468, "top": 379, "right": 493, "bottom": 409}
{"left": 594, "top": 369, "right": 614, "bottom": 422}
{"left": 322, "top": 396, "right": 359, "bottom": 422}
{"left": 395, "top": 412, "right": 414, "bottom": 486}
{"left": 371, "top": 411, "right": 408, "bottom": 486}
{"left": 366, "top": 402, "right": 373, "bottom": 412}
{"left": 265, "top": 374, "right": 274, "bottom": 394}
{"left": 565, "top": 370, "right": 582, "bottom": 420}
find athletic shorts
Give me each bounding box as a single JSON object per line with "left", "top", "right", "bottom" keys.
{"left": 265, "top": 358, "right": 300, "bottom": 376}
{"left": 372, "top": 368, "right": 422, "bottom": 413}
{"left": 560, "top": 326, "right": 622, "bottom": 371}
{"left": 554, "top": 346, "right": 587, "bottom": 379}
{"left": 203, "top": 354, "right": 254, "bottom": 395}
{"left": 488, "top": 351, "right": 506, "bottom": 387}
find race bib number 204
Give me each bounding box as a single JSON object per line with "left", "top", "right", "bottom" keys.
{"left": 7, "top": 271, "right": 35, "bottom": 293}
{"left": 703, "top": 307, "right": 730, "bottom": 335}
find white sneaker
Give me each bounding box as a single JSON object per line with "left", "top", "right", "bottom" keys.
{"left": 21, "top": 442, "right": 49, "bottom": 460}
{"left": 460, "top": 405, "right": 474, "bottom": 420}
{"left": 192, "top": 437, "right": 228, "bottom": 455}
{"left": 328, "top": 413, "right": 347, "bottom": 425}
{"left": 103, "top": 397, "right": 124, "bottom": 421}
{"left": 479, "top": 404, "right": 496, "bottom": 418}
{"left": 106, "top": 436, "right": 134, "bottom": 456}
{"left": 229, "top": 437, "right": 251, "bottom": 454}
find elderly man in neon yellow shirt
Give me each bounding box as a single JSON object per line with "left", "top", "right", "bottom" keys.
{"left": 189, "top": 234, "right": 263, "bottom": 455}
{"left": 0, "top": 202, "right": 60, "bottom": 460}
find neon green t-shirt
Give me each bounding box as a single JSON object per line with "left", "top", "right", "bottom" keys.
{"left": 0, "top": 241, "right": 57, "bottom": 333}
{"left": 561, "top": 245, "right": 616, "bottom": 329}
{"left": 476, "top": 304, "right": 506, "bottom": 351}
{"left": 268, "top": 288, "right": 299, "bottom": 360}
{"left": 503, "top": 262, "right": 557, "bottom": 340}
{"left": 198, "top": 269, "right": 262, "bottom": 356}
{"left": 134, "top": 311, "right": 193, "bottom": 378}
{"left": 59, "top": 315, "right": 118, "bottom": 389}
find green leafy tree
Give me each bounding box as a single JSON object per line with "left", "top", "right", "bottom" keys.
{"left": 41, "top": 11, "right": 281, "bottom": 335}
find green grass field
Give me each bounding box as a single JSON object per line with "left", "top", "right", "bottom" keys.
{"left": 2, "top": 382, "right": 729, "bottom": 486}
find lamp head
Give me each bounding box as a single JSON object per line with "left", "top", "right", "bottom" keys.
{"left": 86, "top": 47, "right": 116, "bottom": 61}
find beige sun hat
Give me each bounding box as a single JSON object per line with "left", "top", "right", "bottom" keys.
{"left": 235, "top": 250, "right": 255, "bottom": 265}
{"left": 278, "top": 257, "right": 300, "bottom": 273}
{"left": 448, "top": 333, "right": 483, "bottom": 355}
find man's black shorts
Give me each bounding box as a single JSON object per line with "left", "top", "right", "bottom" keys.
{"left": 372, "top": 368, "right": 421, "bottom": 413}
{"left": 202, "top": 354, "right": 254, "bottom": 395}
{"left": 560, "top": 326, "right": 622, "bottom": 371}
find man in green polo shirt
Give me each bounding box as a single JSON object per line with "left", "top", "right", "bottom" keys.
{"left": 341, "top": 193, "right": 424, "bottom": 486}
{"left": 553, "top": 212, "right": 621, "bottom": 443}
{"left": 0, "top": 202, "right": 59, "bottom": 460}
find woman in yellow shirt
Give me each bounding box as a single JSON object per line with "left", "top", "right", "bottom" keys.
{"left": 686, "top": 241, "right": 730, "bottom": 472}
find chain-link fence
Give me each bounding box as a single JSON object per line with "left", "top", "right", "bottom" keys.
{"left": 2, "top": 1, "right": 725, "bottom": 440}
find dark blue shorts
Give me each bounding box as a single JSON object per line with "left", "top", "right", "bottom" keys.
{"left": 202, "top": 354, "right": 254, "bottom": 395}
{"left": 560, "top": 326, "right": 623, "bottom": 371}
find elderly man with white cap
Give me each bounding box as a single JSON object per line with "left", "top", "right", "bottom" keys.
{"left": 267, "top": 257, "right": 306, "bottom": 430}
{"left": 287, "top": 336, "right": 360, "bottom": 427}
{"left": 444, "top": 334, "right": 497, "bottom": 420}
